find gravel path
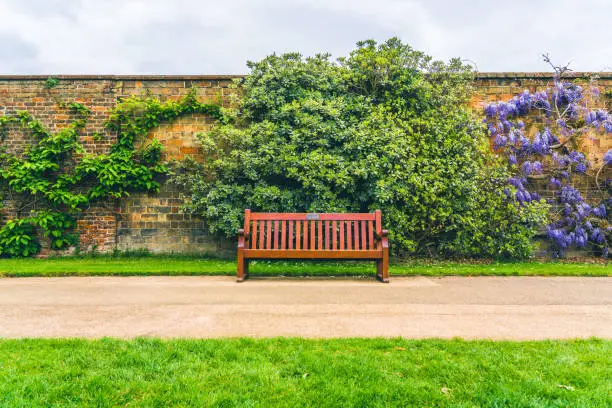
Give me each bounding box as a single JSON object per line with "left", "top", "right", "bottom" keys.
{"left": 1, "top": 276, "right": 610, "bottom": 339}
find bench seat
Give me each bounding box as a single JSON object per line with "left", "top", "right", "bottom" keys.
{"left": 243, "top": 250, "right": 382, "bottom": 259}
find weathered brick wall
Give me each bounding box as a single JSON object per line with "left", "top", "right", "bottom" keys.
{"left": 113, "top": 78, "right": 235, "bottom": 255}
{"left": 0, "top": 75, "right": 237, "bottom": 255}
{"left": 0, "top": 73, "right": 610, "bottom": 256}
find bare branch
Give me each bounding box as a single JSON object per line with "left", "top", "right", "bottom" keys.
{"left": 542, "top": 53, "right": 572, "bottom": 78}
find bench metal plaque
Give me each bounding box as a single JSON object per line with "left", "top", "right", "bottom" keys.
{"left": 306, "top": 213, "right": 320, "bottom": 220}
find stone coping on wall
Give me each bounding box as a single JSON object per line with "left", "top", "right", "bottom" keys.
{"left": 0, "top": 74, "right": 245, "bottom": 80}
{"left": 0, "top": 72, "right": 611, "bottom": 81}
{"left": 475, "top": 72, "right": 612, "bottom": 79}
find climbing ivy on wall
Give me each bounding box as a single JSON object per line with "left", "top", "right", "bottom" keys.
{"left": 0, "top": 89, "right": 225, "bottom": 257}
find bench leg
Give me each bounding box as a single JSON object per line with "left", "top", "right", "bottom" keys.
{"left": 237, "top": 254, "right": 249, "bottom": 282}
{"left": 376, "top": 258, "right": 389, "bottom": 283}
{"left": 376, "top": 230, "right": 390, "bottom": 283}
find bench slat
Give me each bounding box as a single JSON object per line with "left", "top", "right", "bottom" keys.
{"left": 346, "top": 221, "right": 352, "bottom": 250}
{"left": 266, "top": 221, "right": 272, "bottom": 249}
{"left": 309, "top": 221, "right": 315, "bottom": 250}
{"left": 281, "top": 220, "right": 287, "bottom": 249}
{"left": 259, "top": 220, "right": 264, "bottom": 249}
{"left": 296, "top": 220, "right": 301, "bottom": 250}
{"left": 251, "top": 221, "right": 257, "bottom": 249}
{"left": 368, "top": 220, "right": 374, "bottom": 250}
{"left": 273, "top": 221, "right": 279, "bottom": 249}
{"left": 340, "top": 220, "right": 345, "bottom": 250}
{"left": 332, "top": 220, "right": 337, "bottom": 250}
{"left": 361, "top": 221, "right": 366, "bottom": 251}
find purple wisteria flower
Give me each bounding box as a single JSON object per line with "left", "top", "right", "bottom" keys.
{"left": 591, "top": 228, "right": 604, "bottom": 244}
{"left": 553, "top": 152, "right": 568, "bottom": 166}
{"left": 494, "top": 134, "right": 508, "bottom": 149}
{"left": 604, "top": 149, "right": 612, "bottom": 165}
{"left": 575, "top": 162, "right": 587, "bottom": 173}
{"left": 568, "top": 151, "right": 584, "bottom": 163}
{"left": 593, "top": 204, "right": 607, "bottom": 218}
{"left": 532, "top": 161, "right": 544, "bottom": 174}
{"left": 484, "top": 103, "right": 498, "bottom": 118}
{"left": 559, "top": 185, "right": 583, "bottom": 204}
{"left": 521, "top": 161, "right": 533, "bottom": 175}
{"left": 595, "top": 110, "right": 609, "bottom": 122}
{"left": 550, "top": 177, "right": 561, "bottom": 188}
{"left": 531, "top": 131, "right": 552, "bottom": 155}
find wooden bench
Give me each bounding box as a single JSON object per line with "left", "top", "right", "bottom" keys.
{"left": 237, "top": 209, "right": 389, "bottom": 282}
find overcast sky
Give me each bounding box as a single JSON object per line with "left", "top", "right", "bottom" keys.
{"left": 0, "top": 0, "right": 610, "bottom": 75}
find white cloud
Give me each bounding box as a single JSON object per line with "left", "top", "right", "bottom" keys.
{"left": 0, "top": 0, "right": 609, "bottom": 74}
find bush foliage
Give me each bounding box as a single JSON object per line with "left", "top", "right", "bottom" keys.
{"left": 173, "top": 38, "right": 548, "bottom": 257}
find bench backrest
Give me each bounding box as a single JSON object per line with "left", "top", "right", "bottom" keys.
{"left": 243, "top": 210, "right": 382, "bottom": 251}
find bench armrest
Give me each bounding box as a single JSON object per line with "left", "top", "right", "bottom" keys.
{"left": 238, "top": 229, "right": 250, "bottom": 241}
{"left": 375, "top": 230, "right": 388, "bottom": 240}
{"left": 375, "top": 230, "right": 389, "bottom": 251}
{"left": 237, "top": 229, "right": 248, "bottom": 250}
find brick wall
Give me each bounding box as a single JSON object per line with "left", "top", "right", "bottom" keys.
{"left": 0, "top": 73, "right": 610, "bottom": 256}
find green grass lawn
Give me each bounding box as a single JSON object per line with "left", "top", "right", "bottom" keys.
{"left": 0, "top": 256, "right": 609, "bottom": 277}
{"left": 0, "top": 338, "right": 608, "bottom": 407}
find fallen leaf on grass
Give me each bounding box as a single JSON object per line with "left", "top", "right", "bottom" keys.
{"left": 441, "top": 387, "right": 451, "bottom": 395}
{"left": 557, "top": 384, "right": 575, "bottom": 391}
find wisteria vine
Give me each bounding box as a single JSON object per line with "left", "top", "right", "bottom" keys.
{"left": 483, "top": 57, "right": 612, "bottom": 257}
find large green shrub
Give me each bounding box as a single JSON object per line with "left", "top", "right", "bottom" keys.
{"left": 173, "top": 38, "right": 548, "bottom": 257}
